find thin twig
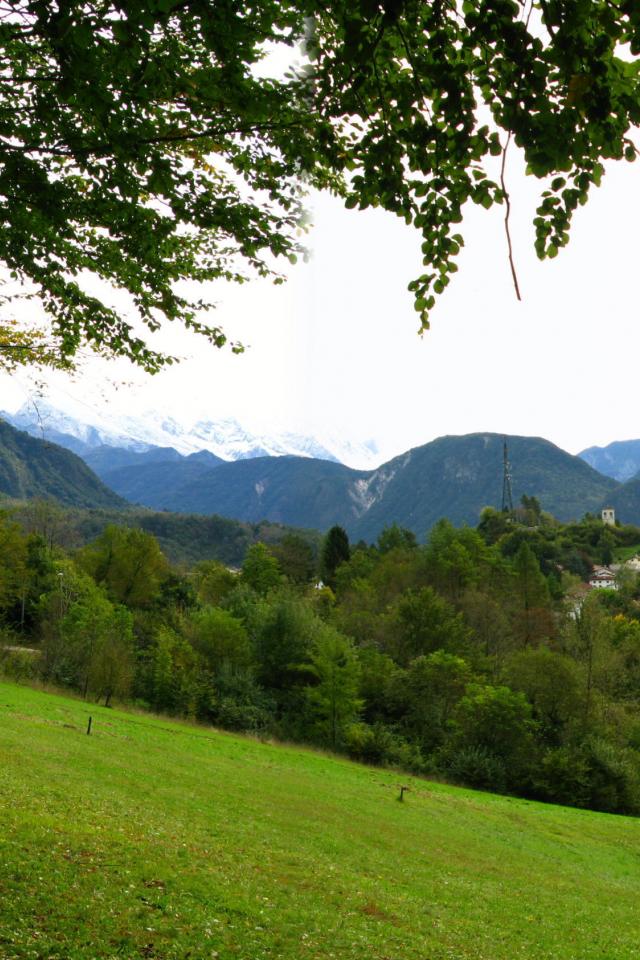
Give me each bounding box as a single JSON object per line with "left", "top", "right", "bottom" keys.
{"left": 500, "top": 132, "right": 521, "bottom": 301}
{"left": 498, "top": 0, "right": 533, "bottom": 302}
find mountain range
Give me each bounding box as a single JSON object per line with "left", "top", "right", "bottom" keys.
{"left": 94, "top": 451, "right": 224, "bottom": 508}
{"left": 152, "top": 433, "right": 620, "bottom": 540}
{"left": 6, "top": 409, "right": 640, "bottom": 540}
{"left": 1, "top": 399, "right": 378, "bottom": 469}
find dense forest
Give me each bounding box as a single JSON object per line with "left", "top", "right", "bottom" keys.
{"left": 4, "top": 497, "right": 640, "bottom": 816}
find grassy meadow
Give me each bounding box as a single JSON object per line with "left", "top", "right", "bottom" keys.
{"left": 2, "top": 681, "right": 640, "bottom": 960}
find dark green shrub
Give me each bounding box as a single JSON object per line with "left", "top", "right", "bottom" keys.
{"left": 535, "top": 740, "right": 640, "bottom": 814}
{"left": 0, "top": 646, "right": 37, "bottom": 682}
{"left": 581, "top": 738, "right": 640, "bottom": 816}
{"left": 533, "top": 748, "right": 591, "bottom": 808}
{"left": 214, "top": 667, "right": 276, "bottom": 733}
{"left": 446, "top": 747, "right": 507, "bottom": 794}
{"left": 344, "top": 722, "right": 424, "bottom": 773}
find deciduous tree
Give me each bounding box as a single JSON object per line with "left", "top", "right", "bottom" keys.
{"left": 240, "top": 542, "right": 282, "bottom": 596}
{"left": 271, "top": 534, "right": 317, "bottom": 585}
{"left": 77, "top": 525, "right": 169, "bottom": 608}
{"left": 306, "top": 627, "right": 363, "bottom": 747}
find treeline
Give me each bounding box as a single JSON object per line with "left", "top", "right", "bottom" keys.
{"left": 2, "top": 498, "right": 323, "bottom": 566}
{"left": 4, "top": 500, "right": 640, "bottom": 816}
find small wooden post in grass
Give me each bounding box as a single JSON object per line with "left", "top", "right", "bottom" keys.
{"left": 399, "top": 786, "right": 406, "bottom": 802}
{"left": 87, "top": 716, "right": 92, "bottom": 735}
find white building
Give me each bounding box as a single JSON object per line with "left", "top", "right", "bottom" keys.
{"left": 602, "top": 507, "right": 615, "bottom": 525}
{"left": 588, "top": 568, "right": 618, "bottom": 590}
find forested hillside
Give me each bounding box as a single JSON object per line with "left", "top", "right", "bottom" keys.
{"left": 5, "top": 500, "right": 640, "bottom": 816}
{"left": 0, "top": 421, "right": 126, "bottom": 509}
{"left": 156, "top": 433, "right": 619, "bottom": 537}
{"left": 162, "top": 455, "right": 362, "bottom": 530}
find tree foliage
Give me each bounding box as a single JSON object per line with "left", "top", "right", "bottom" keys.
{"left": 1, "top": 0, "right": 639, "bottom": 369}
{"left": 76, "top": 525, "right": 169, "bottom": 607}
{"left": 0, "top": 0, "right": 323, "bottom": 371}
{"left": 306, "top": 626, "right": 362, "bottom": 747}
{"left": 239, "top": 542, "right": 282, "bottom": 596}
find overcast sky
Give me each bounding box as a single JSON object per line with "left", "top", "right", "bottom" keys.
{"left": 2, "top": 123, "right": 640, "bottom": 466}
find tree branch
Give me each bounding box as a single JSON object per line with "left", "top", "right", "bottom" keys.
{"left": 500, "top": 132, "right": 521, "bottom": 302}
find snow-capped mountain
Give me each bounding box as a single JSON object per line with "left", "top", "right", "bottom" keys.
{"left": 1, "top": 397, "right": 379, "bottom": 470}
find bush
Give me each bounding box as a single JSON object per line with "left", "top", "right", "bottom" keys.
{"left": 534, "top": 740, "right": 640, "bottom": 814}
{"left": 581, "top": 738, "right": 640, "bottom": 816}
{"left": 0, "top": 645, "right": 38, "bottom": 682}
{"left": 213, "top": 668, "right": 276, "bottom": 733}
{"left": 446, "top": 747, "right": 507, "bottom": 794}
{"left": 344, "top": 722, "right": 424, "bottom": 773}
{"left": 532, "top": 748, "right": 592, "bottom": 808}
{"left": 452, "top": 684, "right": 536, "bottom": 770}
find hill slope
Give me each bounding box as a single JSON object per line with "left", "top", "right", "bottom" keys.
{"left": 0, "top": 420, "right": 127, "bottom": 509}
{"left": 2, "top": 681, "right": 640, "bottom": 960}
{"left": 97, "top": 453, "right": 224, "bottom": 507}
{"left": 159, "top": 433, "right": 619, "bottom": 539}
{"left": 351, "top": 432, "right": 619, "bottom": 540}
{"left": 162, "top": 455, "right": 365, "bottom": 531}
{"left": 596, "top": 478, "right": 640, "bottom": 526}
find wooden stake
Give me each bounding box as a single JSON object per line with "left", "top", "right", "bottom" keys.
{"left": 87, "top": 716, "right": 92, "bottom": 735}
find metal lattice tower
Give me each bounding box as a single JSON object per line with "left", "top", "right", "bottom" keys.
{"left": 502, "top": 437, "right": 514, "bottom": 514}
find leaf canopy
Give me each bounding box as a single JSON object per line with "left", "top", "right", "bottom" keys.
{"left": 0, "top": 0, "right": 638, "bottom": 370}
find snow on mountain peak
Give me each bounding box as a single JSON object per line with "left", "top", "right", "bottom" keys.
{"left": 1, "top": 398, "right": 379, "bottom": 469}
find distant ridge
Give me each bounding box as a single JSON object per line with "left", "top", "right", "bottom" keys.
{"left": 99, "top": 456, "right": 224, "bottom": 508}
{"left": 578, "top": 439, "right": 640, "bottom": 483}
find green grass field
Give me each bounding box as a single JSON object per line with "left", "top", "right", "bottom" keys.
{"left": 2, "top": 682, "right": 640, "bottom": 960}
{"left": 612, "top": 544, "right": 640, "bottom": 563}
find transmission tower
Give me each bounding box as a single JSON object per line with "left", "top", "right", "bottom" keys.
{"left": 502, "top": 437, "right": 514, "bottom": 514}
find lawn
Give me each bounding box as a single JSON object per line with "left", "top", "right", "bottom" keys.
{"left": 613, "top": 544, "right": 640, "bottom": 563}
{"left": 1, "top": 681, "right": 640, "bottom": 960}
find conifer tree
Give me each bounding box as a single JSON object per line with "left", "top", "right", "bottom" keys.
{"left": 513, "top": 542, "right": 549, "bottom": 614}
{"left": 320, "top": 526, "right": 351, "bottom": 591}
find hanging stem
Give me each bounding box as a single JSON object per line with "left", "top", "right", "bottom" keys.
{"left": 500, "top": 131, "right": 521, "bottom": 301}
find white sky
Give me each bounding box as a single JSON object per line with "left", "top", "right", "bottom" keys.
{"left": 2, "top": 69, "right": 640, "bottom": 465}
